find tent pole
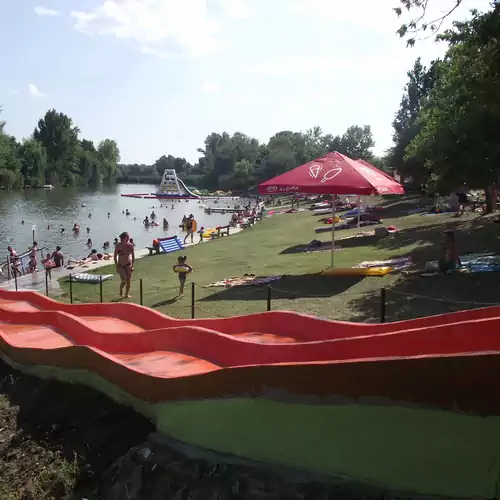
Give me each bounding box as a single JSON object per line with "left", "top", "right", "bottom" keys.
{"left": 331, "top": 197, "right": 336, "bottom": 268}
{"left": 357, "top": 195, "right": 361, "bottom": 230}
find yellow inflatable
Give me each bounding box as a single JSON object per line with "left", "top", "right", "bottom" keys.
{"left": 173, "top": 265, "right": 191, "bottom": 273}
{"left": 202, "top": 229, "right": 216, "bottom": 239}
{"left": 322, "top": 266, "right": 393, "bottom": 277}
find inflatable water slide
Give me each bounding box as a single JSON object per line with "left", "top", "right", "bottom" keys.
{"left": 0, "top": 288, "right": 499, "bottom": 499}
{"left": 155, "top": 169, "right": 200, "bottom": 198}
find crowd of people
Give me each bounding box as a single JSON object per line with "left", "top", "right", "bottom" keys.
{"left": 4, "top": 197, "right": 263, "bottom": 298}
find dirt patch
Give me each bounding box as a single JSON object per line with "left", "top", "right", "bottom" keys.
{"left": 0, "top": 360, "right": 154, "bottom": 500}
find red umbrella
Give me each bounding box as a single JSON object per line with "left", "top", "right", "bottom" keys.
{"left": 356, "top": 158, "right": 399, "bottom": 184}
{"left": 259, "top": 152, "right": 404, "bottom": 196}
{"left": 259, "top": 152, "right": 404, "bottom": 267}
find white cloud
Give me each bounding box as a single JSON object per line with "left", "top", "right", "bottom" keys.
{"left": 33, "top": 6, "right": 60, "bottom": 16}
{"left": 71, "top": 0, "right": 223, "bottom": 58}
{"left": 218, "top": 0, "right": 251, "bottom": 19}
{"left": 202, "top": 81, "right": 221, "bottom": 92}
{"left": 28, "top": 84, "right": 46, "bottom": 98}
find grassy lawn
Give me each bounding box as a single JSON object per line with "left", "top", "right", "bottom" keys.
{"left": 59, "top": 197, "right": 500, "bottom": 322}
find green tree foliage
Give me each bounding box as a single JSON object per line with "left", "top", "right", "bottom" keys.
{"left": 33, "top": 110, "right": 80, "bottom": 186}
{"left": 406, "top": 4, "right": 500, "bottom": 195}
{"left": 0, "top": 108, "right": 121, "bottom": 189}
{"left": 394, "top": 0, "right": 471, "bottom": 46}
{"left": 118, "top": 125, "right": 377, "bottom": 193}
{"left": 98, "top": 138, "right": 120, "bottom": 182}
{"left": 387, "top": 58, "right": 437, "bottom": 184}
{"left": 0, "top": 109, "right": 377, "bottom": 193}
{"left": 153, "top": 154, "right": 191, "bottom": 176}
{"left": 18, "top": 139, "right": 47, "bottom": 187}
{"left": 0, "top": 108, "right": 22, "bottom": 189}
{"left": 327, "top": 125, "right": 376, "bottom": 160}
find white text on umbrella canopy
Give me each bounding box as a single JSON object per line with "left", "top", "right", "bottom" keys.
{"left": 321, "top": 167, "right": 342, "bottom": 183}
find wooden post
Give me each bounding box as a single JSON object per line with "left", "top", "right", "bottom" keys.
{"left": 380, "top": 288, "right": 386, "bottom": 323}
{"left": 140, "top": 278, "right": 143, "bottom": 305}
{"left": 191, "top": 282, "right": 195, "bottom": 319}
{"left": 69, "top": 274, "right": 73, "bottom": 304}
{"left": 45, "top": 270, "right": 49, "bottom": 296}
{"left": 267, "top": 285, "right": 271, "bottom": 311}
{"left": 99, "top": 275, "right": 103, "bottom": 302}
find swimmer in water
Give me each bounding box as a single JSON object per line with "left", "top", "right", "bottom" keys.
{"left": 86, "top": 238, "right": 92, "bottom": 248}
{"left": 86, "top": 227, "right": 90, "bottom": 234}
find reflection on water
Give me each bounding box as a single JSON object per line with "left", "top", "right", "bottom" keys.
{"left": 0, "top": 184, "right": 244, "bottom": 261}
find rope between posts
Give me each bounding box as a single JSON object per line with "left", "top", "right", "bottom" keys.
{"left": 267, "top": 285, "right": 369, "bottom": 299}
{"left": 388, "top": 290, "right": 498, "bottom": 307}
{"left": 194, "top": 306, "right": 226, "bottom": 318}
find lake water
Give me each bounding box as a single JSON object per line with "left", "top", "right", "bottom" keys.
{"left": 0, "top": 184, "right": 244, "bottom": 263}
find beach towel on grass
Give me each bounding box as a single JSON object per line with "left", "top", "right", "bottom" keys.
{"left": 354, "top": 257, "right": 412, "bottom": 270}
{"left": 205, "top": 275, "right": 282, "bottom": 288}
{"left": 71, "top": 273, "right": 113, "bottom": 283}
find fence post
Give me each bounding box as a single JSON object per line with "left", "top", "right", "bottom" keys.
{"left": 14, "top": 268, "right": 18, "bottom": 291}
{"left": 69, "top": 274, "right": 73, "bottom": 304}
{"left": 267, "top": 285, "right": 272, "bottom": 311}
{"left": 7, "top": 255, "right": 11, "bottom": 281}
{"left": 191, "top": 282, "right": 195, "bottom": 319}
{"left": 140, "top": 278, "right": 143, "bottom": 305}
{"left": 45, "top": 270, "right": 49, "bottom": 296}
{"left": 99, "top": 275, "right": 103, "bottom": 303}
{"left": 380, "top": 288, "right": 386, "bottom": 323}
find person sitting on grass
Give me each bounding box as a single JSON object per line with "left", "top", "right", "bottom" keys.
{"left": 439, "top": 230, "right": 461, "bottom": 274}
{"left": 174, "top": 255, "right": 193, "bottom": 298}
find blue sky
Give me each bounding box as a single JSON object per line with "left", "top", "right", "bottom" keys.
{"left": 0, "top": 0, "right": 492, "bottom": 164}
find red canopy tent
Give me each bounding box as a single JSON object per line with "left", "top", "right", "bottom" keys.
{"left": 259, "top": 152, "right": 404, "bottom": 266}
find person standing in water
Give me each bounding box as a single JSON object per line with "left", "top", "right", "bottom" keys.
{"left": 114, "top": 232, "right": 135, "bottom": 298}
{"left": 28, "top": 241, "right": 39, "bottom": 273}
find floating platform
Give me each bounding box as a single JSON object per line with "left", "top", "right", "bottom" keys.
{"left": 121, "top": 193, "right": 149, "bottom": 198}
{"left": 204, "top": 207, "right": 248, "bottom": 214}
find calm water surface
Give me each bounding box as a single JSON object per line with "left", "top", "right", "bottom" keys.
{"left": 0, "top": 184, "right": 244, "bottom": 262}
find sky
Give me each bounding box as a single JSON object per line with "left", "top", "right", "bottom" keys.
{"left": 0, "top": 0, "right": 492, "bottom": 164}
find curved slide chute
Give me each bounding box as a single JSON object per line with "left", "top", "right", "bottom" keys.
{"left": 2, "top": 289, "right": 500, "bottom": 499}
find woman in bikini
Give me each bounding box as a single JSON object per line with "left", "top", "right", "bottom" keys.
{"left": 113, "top": 232, "right": 135, "bottom": 298}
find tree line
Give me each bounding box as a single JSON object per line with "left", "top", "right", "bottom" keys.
{"left": 0, "top": 109, "right": 120, "bottom": 189}
{"left": 387, "top": 2, "right": 500, "bottom": 200}
{"left": 119, "top": 124, "right": 383, "bottom": 192}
